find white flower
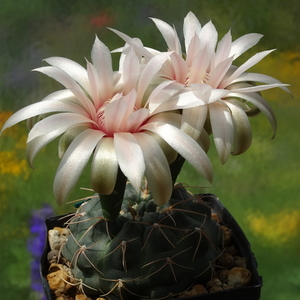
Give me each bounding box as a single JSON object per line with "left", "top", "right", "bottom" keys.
{"left": 111, "top": 12, "right": 290, "bottom": 163}
{"left": 1, "top": 36, "right": 213, "bottom": 206}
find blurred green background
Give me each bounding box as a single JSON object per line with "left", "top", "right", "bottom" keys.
{"left": 0, "top": 0, "right": 299, "bottom": 299}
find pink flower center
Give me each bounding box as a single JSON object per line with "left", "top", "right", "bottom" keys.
{"left": 90, "top": 93, "right": 149, "bottom": 137}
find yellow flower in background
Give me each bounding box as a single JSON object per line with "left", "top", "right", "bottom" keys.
{"left": 0, "top": 111, "right": 27, "bottom": 150}
{"left": 0, "top": 112, "right": 30, "bottom": 217}
{"left": 274, "top": 52, "right": 300, "bottom": 82}
{"left": 0, "top": 151, "right": 30, "bottom": 179}
{"left": 247, "top": 210, "right": 300, "bottom": 244}
{"left": 0, "top": 112, "right": 15, "bottom": 136}
{"left": 0, "top": 111, "right": 13, "bottom": 126}
{"left": 14, "top": 134, "right": 27, "bottom": 149}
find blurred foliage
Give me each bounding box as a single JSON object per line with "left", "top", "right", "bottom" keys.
{"left": 0, "top": 0, "right": 299, "bottom": 110}
{"left": 0, "top": 1, "right": 299, "bottom": 300}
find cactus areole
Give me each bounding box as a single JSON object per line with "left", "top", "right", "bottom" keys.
{"left": 62, "top": 183, "right": 224, "bottom": 299}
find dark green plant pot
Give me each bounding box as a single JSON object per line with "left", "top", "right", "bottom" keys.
{"left": 40, "top": 194, "right": 262, "bottom": 300}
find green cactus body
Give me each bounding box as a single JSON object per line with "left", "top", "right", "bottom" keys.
{"left": 62, "top": 183, "right": 224, "bottom": 299}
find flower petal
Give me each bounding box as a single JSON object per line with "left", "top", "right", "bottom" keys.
{"left": 91, "top": 36, "right": 114, "bottom": 101}
{"left": 135, "top": 132, "right": 172, "bottom": 205}
{"left": 230, "top": 33, "right": 263, "bottom": 60}
{"left": 144, "top": 111, "right": 181, "bottom": 129}
{"left": 27, "top": 113, "right": 94, "bottom": 142}
{"left": 220, "top": 49, "right": 275, "bottom": 88}
{"left": 34, "top": 66, "right": 96, "bottom": 117}
{"left": 198, "top": 21, "right": 218, "bottom": 56}
{"left": 54, "top": 129, "right": 105, "bottom": 204}
{"left": 104, "top": 98, "right": 127, "bottom": 135}
{"left": 144, "top": 131, "right": 178, "bottom": 164}
{"left": 151, "top": 17, "right": 182, "bottom": 55}
{"left": 209, "top": 101, "right": 234, "bottom": 164}
{"left": 190, "top": 83, "right": 230, "bottom": 104}
{"left": 27, "top": 131, "right": 62, "bottom": 168}
{"left": 169, "top": 52, "right": 188, "bottom": 84}
{"left": 208, "top": 56, "right": 234, "bottom": 88}
{"left": 109, "top": 28, "right": 153, "bottom": 60}
{"left": 198, "top": 128, "right": 211, "bottom": 153}
{"left": 226, "top": 101, "right": 252, "bottom": 155}
{"left": 43, "top": 57, "right": 91, "bottom": 94}
{"left": 137, "top": 52, "right": 172, "bottom": 106}
{"left": 231, "top": 72, "right": 291, "bottom": 94}
{"left": 186, "top": 33, "right": 202, "bottom": 67}
{"left": 91, "top": 137, "right": 118, "bottom": 195}
{"left": 1, "top": 100, "right": 85, "bottom": 134}
{"left": 148, "top": 81, "right": 185, "bottom": 114}
{"left": 143, "top": 122, "right": 213, "bottom": 183}
{"left": 104, "top": 91, "right": 138, "bottom": 135}
{"left": 86, "top": 59, "right": 100, "bottom": 109}
{"left": 41, "top": 89, "right": 77, "bottom": 102}
{"left": 214, "top": 30, "right": 232, "bottom": 67}
{"left": 127, "top": 108, "right": 150, "bottom": 132}
{"left": 122, "top": 47, "right": 140, "bottom": 94}
{"left": 181, "top": 105, "right": 208, "bottom": 141}
{"left": 173, "top": 89, "right": 206, "bottom": 108}
{"left": 120, "top": 90, "right": 138, "bottom": 129}
{"left": 228, "top": 91, "right": 277, "bottom": 137}
{"left": 58, "top": 126, "right": 88, "bottom": 158}
{"left": 188, "top": 46, "right": 211, "bottom": 84}
{"left": 227, "top": 83, "right": 290, "bottom": 94}
{"left": 114, "top": 132, "right": 145, "bottom": 192}
{"left": 183, "top": 11, "right": 202, "bottom": 53}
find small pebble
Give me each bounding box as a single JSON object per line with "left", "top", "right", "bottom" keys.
{"left": 206, "top": 277, "right": 222, "bottom": 290}
{"left": 75, "top": 295, "right": 90, "bottom": 300}
{"left": 178, "top": 284, "right": 208, "bottom": 297}
{"left": 209, "top": 285, "right": 223, "bottom": 292}
{"left": 226, "top": 245, "right": 238, "bottom": 256}
{"left": 217, "top": 269, "right": 229, "bottom": 283}
{"left": 47, "top": 250, "right": 60, "bottom": 264}
{"left": 234, "top": 256, "right": 247, "bottom": 268}
{"left": 228, "top": 267, "right": 252, "bottom": 287}
{"left": 217, "top": 252, "right": 235, "bottom": 269}
{"left": 48, "top": 227, "right": 70, "bottom": 251}
{"left": 221, "top": 225, "right": 232, "bottom": 245}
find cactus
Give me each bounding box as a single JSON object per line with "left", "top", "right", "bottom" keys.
{"left": 62, "top": 183, "right": 224, "bottom": 299}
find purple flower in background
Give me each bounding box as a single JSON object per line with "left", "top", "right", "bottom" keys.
{"left": 27, "top": 204, "right": 54, "bottom": 300}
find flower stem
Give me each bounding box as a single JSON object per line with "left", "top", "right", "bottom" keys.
{"left": 99, "top": 169, "right": 127, "bottom": 221}
{"left": 169, "top": 154, "right": 185, "bottom": 185}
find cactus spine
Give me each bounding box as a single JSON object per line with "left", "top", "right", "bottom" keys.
{"left": 62, "top": 183, "right": 224, "bottom": 299}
